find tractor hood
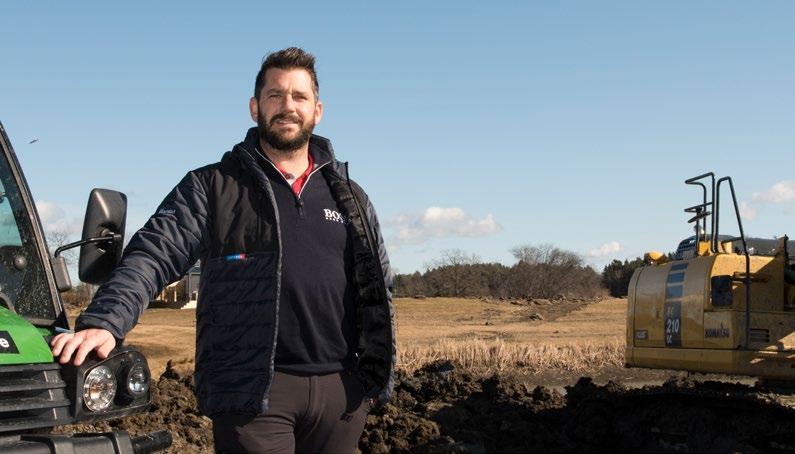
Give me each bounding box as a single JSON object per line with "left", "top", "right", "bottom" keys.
{"left": 0, "top": 306, "right": 53, "bottom": 365}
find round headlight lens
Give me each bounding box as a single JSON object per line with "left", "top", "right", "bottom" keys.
{"left": 126, "top": 363, "right": 150, "bottom": 396}
{"left": 83, "top": 365, "right": 116, "bottom": 412}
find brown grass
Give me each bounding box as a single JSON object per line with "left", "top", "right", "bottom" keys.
{"left": 395, "top": 297, "right": 625, "bottom": 345}
{"left": 393, "top": 297, "right": 627, "bottom": 373}
{"left": 397, "top": 339, "right": 625, "bottom": 374}
{"left": 396, "top": 298, "right": 627, "bottom": 374}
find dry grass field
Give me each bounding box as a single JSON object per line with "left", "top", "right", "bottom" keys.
{"left": 116, "top": 297, "right": 628, "bottom": 379}
{"left": 395, "top": 297, "right": 625, "bottom": 345}
{"left": 395, "top": 297, "right": 626, "bottom": 373}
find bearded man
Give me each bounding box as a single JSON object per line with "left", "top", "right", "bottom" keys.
{"left": 51, "top": 47, "right": 395, "bottom": 453}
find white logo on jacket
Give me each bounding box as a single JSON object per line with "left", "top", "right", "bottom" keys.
{"left": 323, "top": 209, "right": 350, "bottom": 225}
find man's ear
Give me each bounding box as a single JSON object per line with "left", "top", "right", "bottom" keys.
{"left": 314, "top": 100, "right": 324, "bottom": 126}
{"left": 249, "top": 97, "right": 259, "bottom": 123}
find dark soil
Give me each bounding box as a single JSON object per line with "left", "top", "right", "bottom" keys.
{"left": 58, "top": 360, "right": 795, "bottom": 453}
{"left": 364, "top": 362, "right": 795, "bottom": 453}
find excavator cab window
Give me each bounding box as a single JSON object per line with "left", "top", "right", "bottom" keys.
{"left": 711, "top": 275, "right": 733, "bottom": 306}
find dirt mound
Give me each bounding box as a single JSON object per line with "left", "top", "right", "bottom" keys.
{"left": 59, "top": 360, "right": 795, "bottom": 453}
{"left": 361, "top": 360, "right": 571, "bottom": 453}
{"left": 481, "top": 296, "right": 602, "bottom": 323}
{"left": 362, "top": 364, "right": 795, "bottom": 453}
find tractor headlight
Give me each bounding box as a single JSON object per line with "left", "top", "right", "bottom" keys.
{"left": 65, "top": 346, "right": 153, "bottom": 422}
{"left": 83, "top": 365, "right": 117, "bottom": 412}
{"left": 126, "top": 363, "right": 149, "bottom": 396}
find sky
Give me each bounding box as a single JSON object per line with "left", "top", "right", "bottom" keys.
{"left": 1, "top": 2, "right": 793, "bottom": 277}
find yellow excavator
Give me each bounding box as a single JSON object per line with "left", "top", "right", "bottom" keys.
{"left": 626, "top": 172, "right": 795, "bottom": 380}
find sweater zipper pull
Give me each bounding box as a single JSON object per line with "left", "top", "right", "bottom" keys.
{"left": 296, "top": 197, "right": 304, "bottom": 216}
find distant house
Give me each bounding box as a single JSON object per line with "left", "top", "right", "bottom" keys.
{"left": 155, "top": 262, "right": 201, "bottom": 309}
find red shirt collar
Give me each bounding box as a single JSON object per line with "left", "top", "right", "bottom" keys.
{"left": 275, "top": 152, "right": 314, "bottom": 196}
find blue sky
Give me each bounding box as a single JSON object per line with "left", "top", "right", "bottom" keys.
{"left": 1, "top": 2, "right": 793, "bottom": 276}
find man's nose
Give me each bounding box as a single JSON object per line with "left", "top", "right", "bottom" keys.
{"left": 280, "top": 94, "right": 297, "bottom": 111}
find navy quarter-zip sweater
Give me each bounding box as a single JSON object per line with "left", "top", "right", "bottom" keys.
{"left": 257, "top": 143, "right": 357, "bottom": 374}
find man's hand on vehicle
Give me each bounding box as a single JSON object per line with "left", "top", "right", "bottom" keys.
{"left": 51, "top": 328, "right": 116, "bottom": 366}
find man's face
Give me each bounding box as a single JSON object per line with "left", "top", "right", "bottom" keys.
{"left": 250, "top": 68, "right": 323, "bottom": 152}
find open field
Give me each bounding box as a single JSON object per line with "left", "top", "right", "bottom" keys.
{"left": 395, "top": 297, "right": 626, "bottom": 374}
{"left": 116, "top": 297, "right": 628, "bottom": 378}
{"left": 395, "top": 297, "right": 625, "bottom": 345}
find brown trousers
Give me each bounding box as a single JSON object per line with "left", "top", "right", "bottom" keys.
{"left": 212, "top": 370, "right": 371, "bottom": 453}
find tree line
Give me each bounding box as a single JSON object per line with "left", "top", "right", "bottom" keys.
{"left": 394, "top": 244, "right": 645, "bottom": 299}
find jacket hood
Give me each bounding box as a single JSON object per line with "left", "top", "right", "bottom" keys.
{"left": 232, "top": 127, "right": 349, "bottom": 179}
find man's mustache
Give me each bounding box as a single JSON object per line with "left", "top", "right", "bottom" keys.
{"left": 270, "top": 114, "right": 303, "bottom": 125}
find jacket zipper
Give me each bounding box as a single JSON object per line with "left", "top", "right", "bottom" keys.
{"left": 237, "top": 143, "right": 284, "bottom": 412}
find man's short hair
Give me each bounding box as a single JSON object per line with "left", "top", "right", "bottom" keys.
{"left": 254, "top": 47, "right": 319, "bottom": 100}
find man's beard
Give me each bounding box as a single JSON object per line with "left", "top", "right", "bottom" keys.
{"left": 258, "top": 111, "right": 314, "bottom": 152}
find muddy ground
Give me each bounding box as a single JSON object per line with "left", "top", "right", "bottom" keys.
{"left": 61, "top": 297, "right": 793, "bottom": 453}
{"left": 61, "top": 360, "right": 795, "bottom": 453}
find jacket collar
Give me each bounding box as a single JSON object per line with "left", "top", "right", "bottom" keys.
{"left": 234, "top": 127, "right": 348, "bottom": 178}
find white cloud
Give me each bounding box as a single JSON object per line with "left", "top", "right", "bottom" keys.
{"left": 740, "top": 201, "right": 757, "bottom": 221}
{"left": 588, "top": 241, "right": 623, "bottom": 258}
{"left": 752, "top": 181, "right": 795, "bottom": 204}
{"left": 739, "top": 180, "right": 795, "bottom": 222}
{"left": 386, "top": 207, "right": 501, "bottom": 245}
{"left": 35, "top": 201, "right": 82, "bottom": 237}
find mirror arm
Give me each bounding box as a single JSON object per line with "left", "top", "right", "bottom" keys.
{"left": 55, "top": 233, "right": 119, "bottom": 258}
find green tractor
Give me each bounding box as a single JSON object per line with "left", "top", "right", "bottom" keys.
{"left": 0, "top": 122, "right": 170, "bottom": 453}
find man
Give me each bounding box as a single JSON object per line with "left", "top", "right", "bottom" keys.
{"left": 51, "top": 47, "right": 395, "bottom": 453}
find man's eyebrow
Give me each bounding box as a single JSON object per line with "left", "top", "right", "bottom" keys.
{"left": 265, "top": 87, "right": 312, "bottom": 97}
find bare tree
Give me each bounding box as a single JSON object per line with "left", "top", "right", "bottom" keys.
{"left": 510, "top": 243, "right": 581, "bottom": 267}
{"left": 45, "top": 229, "right": 78, "bottom": 265}
{"left": 509, "top": 244, "right": 592, "bottom": 299}
{"left": 429, "top": 249, "right": 481, "bottom": 268}
{"left": 45, "top": 228, "right": 97, "bottom": 308}
{"left": 425, "top": 249, "right": 481, "bottom": 297}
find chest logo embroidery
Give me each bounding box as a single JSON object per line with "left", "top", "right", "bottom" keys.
{"left": 323, "top": 209, "right": 350, "bottom": 225}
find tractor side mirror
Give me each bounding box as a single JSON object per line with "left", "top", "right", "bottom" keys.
{"left": 78, "top": 189, "right": 127, "bottom": 285}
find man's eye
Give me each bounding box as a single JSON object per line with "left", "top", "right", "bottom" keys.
{"left": 268, "top": 94, "right": 281, "bottom": 99}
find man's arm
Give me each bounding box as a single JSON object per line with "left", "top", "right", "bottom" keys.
{"left": 364, "top": 196, "right": 396, "bottom": 406}
{"left": 52, "top": 171, "right": 210, "bottom": 365}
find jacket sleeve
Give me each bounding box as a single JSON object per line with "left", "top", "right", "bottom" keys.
{"left": 75, "top": 171, "right": 210, "bottom": 339}
{"left": 364, "top": 197, "right": 397, "bottom": 406}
